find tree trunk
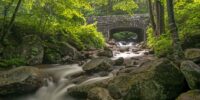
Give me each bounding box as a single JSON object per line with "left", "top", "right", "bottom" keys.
{"left": 155, "top": 0, "right": 165, "bottom": 36}
{"left": 1, "top": 0, "right": 22, "bottom": 44}
{"left": 166, "top": 0, "right": 183, "bottom": 59}
{"left": 1, "top": 0, "right": 15, "bottom": 37}
{"left": 148, "top": 0, "right": 156, "bottom": 35}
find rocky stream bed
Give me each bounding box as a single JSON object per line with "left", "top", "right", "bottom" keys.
{"left": 0, "top": 42, "right": 200, "bottom": 100}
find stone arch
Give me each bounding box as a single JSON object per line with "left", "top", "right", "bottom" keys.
{"left": 109, "top": 27, "right": 144, "bottom": 42}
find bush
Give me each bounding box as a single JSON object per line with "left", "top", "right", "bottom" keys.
{"left": 175, "top": 1, "right": 200, "bottom": 49}
{"left": 147, "top": 27, "right": 173, "bottom": 57}
{"left": 0, "top": 58, "right": 26, "bottom": 68}
{"left": 66, "top": 24, "right": 105, "bottom": 50}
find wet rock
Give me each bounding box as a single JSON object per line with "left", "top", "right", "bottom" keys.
{"left": 108, "top": 59, "right": 185, "bottom": 100}
{"left": 114, "top": 57, "right": 124, "bottom": 66}
{"left": 68, "top": 77, "right": 110, "bottom": 99}
{"left": 0, "top": 66, "right": 48, "bottom": 96}
{"left": 180, "top": 61, "right": 200, "bottom": 89}
{"left": 176, "top": 90, "right": 200, "bottom": 100}
{"left": 119, "top": 47, "right": 129, "bottom": 52}
{"left": 71, "top": 75, "right": 89, "bottom": 84}
{"left": 87, "top": 87, "right": 114, "bottom": 100}
{"left": 97, "top": 48, "right": 113, "bottom": 57}
{"left": 124, "top": 59, "right": 138, "bottom": 68}
{"left": 83, "top": 57, "right": 113, "bottom": 73}
{"left": 185, "top": 48, "right": 200, "bottom": 63}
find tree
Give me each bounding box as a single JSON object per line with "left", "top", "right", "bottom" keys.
{"left": 167, "top": 0, "right": 183, "bottom": 59}
{"left": 147, "top": 0, "right": 165, "bottom": 36}
{"left": 87, "top": 0, "right": 138, "bottom": 16}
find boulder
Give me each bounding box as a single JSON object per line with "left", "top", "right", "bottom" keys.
{"left": 119, "top": 47, "right": 129, "bottom": 52}
{"left": 114, "top": 57, "right": 124, "bottom": 66}
{"left": 97, "top": 48, "right": 113, "bottom": 57}
{"left": 108, "top": 58, "right": 185, "bottom": 100}
{"left": 177, "top": 90, "right": 200, "bottom": 100}
{"left": 87, "top": 87, "right": 113, "bottom": 100}
{"left": 44, "top": 42, "right": 82, "bottom": 64}
{"left": 3, "top": 35, "right": 44, "bottom": 65}
{"left": 68, "top": 77, "right": 110, "bottom": 99}
{"left": 180, "top": 61, "right": 200, "bottom": 89}
{"left": 21, "top": 35, "right": 44, "bottom": 65}
{"left": 83, "top": 57, "right": 113, "bottom": 73}
{"left": 0, "top": 66, "right": 48, "bottom": 96}
{"left": 185, "top": 48, "right": 200, "bottom": 62}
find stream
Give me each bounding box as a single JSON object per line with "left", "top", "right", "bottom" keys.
{"left": 4, "top": 42, "right": 148, "bottom": 100}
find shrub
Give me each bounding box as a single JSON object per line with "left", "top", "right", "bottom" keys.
{"left": 66, "top": 24, "right": 105, "bottom": 50}
{"left": 147, "top": 27, "right": 173, "bottom": 57}
{"left": 0, "top": 58, "right": 26, "bottom": 68}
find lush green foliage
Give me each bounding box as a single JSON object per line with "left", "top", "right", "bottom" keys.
{"left": 87, "top": 0, "right": 138, "bottom": 16}
{"left": 112, "top": 31, "right": 137, "bottom": 41}
{"left": 0, "top": 58, "right": 26, "bottom": 68}
{"left": 66, "top": 24, "right": 105, "bottom": 49}
{"left": 0, "top": 0, "right": 105, "bottom": 50}
{"left": 147, "top": 27, "right": 173, "bottom": 57}
{"left": 147, "top": 0, "right": 200, "bottom": 57}
{"left": 175, "top": 0, "right": 200, "bottom": 48}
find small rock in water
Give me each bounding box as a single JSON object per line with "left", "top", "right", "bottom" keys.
{"left": 114, "top": 57, "right": 124, "bottom": 66}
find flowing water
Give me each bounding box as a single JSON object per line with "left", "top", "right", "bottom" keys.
{"left": 4, "top": 42, "right": 147, "bottom": 100}
{"left": 112, "top": 42, "right": 147, "bottom": 60}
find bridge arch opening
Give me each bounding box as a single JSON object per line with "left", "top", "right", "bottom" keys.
{"left": 109, "top": 27, "right": 144, "bottom": 42}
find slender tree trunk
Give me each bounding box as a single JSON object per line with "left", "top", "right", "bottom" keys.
{"left": 1, "top": 0, "right": 22, "bottom": 44}
{"left": 148, "top": 0, "right": 156, "bottom": 35}
{"left": 166, "top": 0, "right": 183, "bottom": 59}
{"left": 155, "top": 0, "right": 165, "bottom": 36}
{"left": 1, "top": 0, "right": 15, "bottom": 37}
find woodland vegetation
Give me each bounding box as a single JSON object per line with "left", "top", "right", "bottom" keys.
{"left": 0, "top": 0, "right": 199, "bottom": 67}
{"left": 0, "top": 0, "right": 200, "bottom": 100}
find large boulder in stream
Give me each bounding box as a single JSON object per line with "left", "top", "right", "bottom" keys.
{"left": 108, "top": 58, "right": 185, "bottom": 100}
{"left": 97, "top": 48, "right": 113, "bottom": 57}
{"left": 185, "top": 48, "right": 200, "bottom": 63}
{"left": 180, "top": 61, "right": 200, "bottom": 89}
{"left": 176, "top": 90, "right": 200, "bottom": 100}
{"left": 87, "top": 87, "right": 114, "bottom": 100}
{"left": 0, "top": 66, "right": 48, "bottom": 96}
{"left": 68, "top": 76, "right": 111, "bottom": 99}
{"left": 83, "top": 57, "right": 113, "bottom": 73}
{"left": 44, "top": 42, "right": 82, "bottom": 64}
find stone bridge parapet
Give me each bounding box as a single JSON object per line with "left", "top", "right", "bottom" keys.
{"left": 87, "top": 14, "right": 150, "bottom": 42}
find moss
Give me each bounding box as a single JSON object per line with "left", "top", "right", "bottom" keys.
{"left": 176, "top": 90, "right": 200, "bottom": 100}
{"left": 108, "top": 59, "right": 185, "bottom": 100}
{"left": 180, "top": 61, "right": 200, "bottom": 89}
{"left": 0, "top": 58, "right": 26, "bottom": 68}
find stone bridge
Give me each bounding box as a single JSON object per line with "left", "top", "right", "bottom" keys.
{"left": 87, "top": 14, "right": 149, "bottom": 42}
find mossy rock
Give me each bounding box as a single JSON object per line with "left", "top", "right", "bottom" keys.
{"left": 176, "top": 90, "right": 200, "bottom": 100}
{"left": 87, "top": 87, "right": 113, "bottom": 100}
{"left": 68, "top": 77, "right": 110, "bottom": 99}
{"left": 43, "top": 42, "right": 82, "bottom": 64}
{"left": 82, "top": 57, "right": 113, "bottom": 73}
{"left": 0, "top": 66, "right": 48, "bottom": 96}
{"left": 43, "top": 49, "right": 61, "bottom": 64}
{"left": 108, "top": 58, "right": 185, "bottom": 100}
{"left": 2, "top": 35, "right": 44, "bottom": 66}
{"left": 180, "top": 61, "right": 200, "bottom": 89}
{"left": 185, "top": 48, "right": 200, "bottom": 62}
